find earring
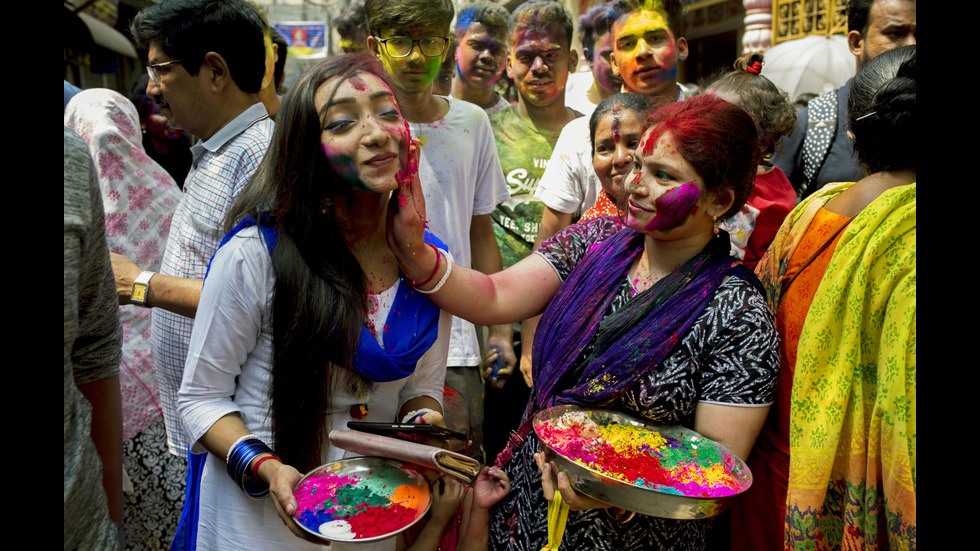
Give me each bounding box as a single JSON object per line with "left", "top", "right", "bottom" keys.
{"left": 320, "top": 197, "right": 334, "bottom": 214}
{"left": 712, "top": 214, "right": 719, "bottom": 237}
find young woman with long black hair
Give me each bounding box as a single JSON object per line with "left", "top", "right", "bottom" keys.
{"left": 177, "top": 54, "right": 452, "bottom": 551}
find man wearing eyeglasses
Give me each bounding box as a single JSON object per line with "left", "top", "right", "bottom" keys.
{"left": 110, "top": 0, "right": 274, "bottom": 493}
{"left": 365, "top": 0, "right": 511, "bottom": 463}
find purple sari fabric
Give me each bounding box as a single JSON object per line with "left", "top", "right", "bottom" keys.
{"left": 531, "top": 228, "right": 736, "bottom": 412}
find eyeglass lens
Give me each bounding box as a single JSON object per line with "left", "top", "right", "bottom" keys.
{"left": 385, "top": 36, "right": 447, "bottom": 57}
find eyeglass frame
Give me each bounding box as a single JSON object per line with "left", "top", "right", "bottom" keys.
{"left": 375, "top": 35, "right": 450, "bottom": 58}
{"left": 146, "top": 59, "right": 184, "bottom": 84}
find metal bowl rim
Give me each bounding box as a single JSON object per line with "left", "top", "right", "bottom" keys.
{"left": 292, "top": 456, "right": 432, "bottom": 544}
{"left": 531, "top": 405, "right": 754, "bottom": 499}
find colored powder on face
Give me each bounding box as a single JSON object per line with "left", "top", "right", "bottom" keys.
{"left": 537, "top": 412, "right": 742, "bottom": 497}
{"left": 349, "top": 76, "right": 367, "bottom": 91}
{"left": 645, "top": 181, "right": 700, "bottom": 232}
{"left": 612, "top": 108, "right": 622, "bottom": 142}
{"left": 322, "top": 147, "right": 372, "bottom": 192}
{"left": 641, "top": 133, "right": 656, "bottom": 156}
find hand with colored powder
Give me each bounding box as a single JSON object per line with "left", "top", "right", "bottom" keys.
{"left": 267, "top": 462, "right": 327, "bottom": 544}
{"left": 386, "top": 134, "right": 434, "bottom": 284}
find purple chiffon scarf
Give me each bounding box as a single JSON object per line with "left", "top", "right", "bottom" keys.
{"left": 531, "top": 228, "right": 736, "bottom": 413}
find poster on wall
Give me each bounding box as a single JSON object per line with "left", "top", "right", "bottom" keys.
{"left": 274, "top": 21, "right": 327, "bottom": 56}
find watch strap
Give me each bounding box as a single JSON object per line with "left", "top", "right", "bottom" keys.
{"left": 131, "top": 270, "right": 156, "bottom": 307}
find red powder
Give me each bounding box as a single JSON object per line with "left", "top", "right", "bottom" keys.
{"left": 347, "top": 503, "right": 418, "bottom": 538}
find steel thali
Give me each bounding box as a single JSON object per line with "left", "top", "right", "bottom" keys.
{"left": 533, "top": 405, "right": 752, "bottom": 520}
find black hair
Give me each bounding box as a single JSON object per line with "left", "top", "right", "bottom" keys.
{"left": 847, "top": 44, "right": 915, "bottom": 173}
{"left": 588, "top": 92, "right": 657, "bottom": 156}
{"left": 455, "top": 1, "right": 510, "bottom": 40}
{"left": 270, "top": 28, "right": 288, "bottom": 92}
{"left": 364, "top": 0, "right": 455, "bottom": 38}
{"left": 700, "top": 52, "right": 797, "bottom": 159}
{"left": 130, "top": 0, "right": 268, "bottom": 94}
{"left": 847, "top": 0, "right": 874, "bottom": 34}
{"left": 335, "top": 0, "right": 368, "bottom": 38}
{"left": 508, "top": 1, "right": 574, "bottom": 49}
{"left": 225, "top": 55, "right": 399, "bottom": 472}
{"left": 606, "top": 0, "right": 685, "bottom": 40}
{"left": 578, "top": 2, "right": 613, "bottom": 61}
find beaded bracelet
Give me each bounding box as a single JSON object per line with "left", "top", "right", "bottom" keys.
{"left": 414, "top": 244, "right": 442, "bottom": 288}
{"left": 416, "top": 251, "right": 453, "bottom": 295}
{"left": 227, "top": 437, "right": 276, "bottom": 499}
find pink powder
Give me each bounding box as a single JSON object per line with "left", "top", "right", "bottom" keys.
{"left": 645, "top": 181, "right": 700, "bottom": 232}
{"left": 537, "top": 415, "right": 741, "bottom": 497}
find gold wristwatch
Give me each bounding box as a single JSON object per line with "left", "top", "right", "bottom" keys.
{"left": 131, "top": 270, "right": 156, "bottom": 308}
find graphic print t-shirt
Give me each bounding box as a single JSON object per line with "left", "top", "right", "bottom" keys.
{"left": 489, "top": 106, "right": 581, "bottom": 268}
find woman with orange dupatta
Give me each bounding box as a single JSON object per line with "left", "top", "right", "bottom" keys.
{"left": 746, "top": 45, "right": 916, "bottom": 551}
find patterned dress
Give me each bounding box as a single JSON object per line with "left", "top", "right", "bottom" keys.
{"left": 487, "top": 217, "right": 780, "bottom": 551}
{"left": 65, "top": 89, "right": 187, "bottom": 550}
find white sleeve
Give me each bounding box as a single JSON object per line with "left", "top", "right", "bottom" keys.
{"left": 178, "top": 231, "right": 272, "bottom": 454}
{"left": 535, "top": 117, "right": 598, "bottom": 214}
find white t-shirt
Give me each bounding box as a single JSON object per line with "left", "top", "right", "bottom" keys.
{"left": 564, "top": 70, "right": 598, "bottom": 119}
{"left": 410, "top": 96, "right": 510, "bottom": 366}
{"left": 534, "top": 116, "right": 599, "bottom": 216}
{"left": 178, "top": 226, "right": 451, "bottom": 551}
{"left": 537, "top": 85, "right": 687, "bottom": 216}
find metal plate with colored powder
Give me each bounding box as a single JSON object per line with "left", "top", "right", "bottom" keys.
{"left": 292, "top": 457, "right": 431, "bottom": 543}
{"left": 533, "top": 405, "right": 752, "bottom": 519}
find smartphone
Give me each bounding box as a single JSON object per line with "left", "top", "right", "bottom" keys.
{"left": 347, "top": 421, "right": 468, "bottom": 441}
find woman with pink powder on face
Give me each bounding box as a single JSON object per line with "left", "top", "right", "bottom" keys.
{"left": 176, "top": 55, "right": 454, "bottom": 551}
{"left": 387, "top": 94, "right": 778, "bottom": 550}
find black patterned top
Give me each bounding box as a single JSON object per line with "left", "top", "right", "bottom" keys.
{"left": 487, "top": 216, "right": 779, "bottom": 551}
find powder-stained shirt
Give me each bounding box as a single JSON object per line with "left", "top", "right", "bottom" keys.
{"left": 489, "top": 106, "right": 581, "bottom": 268}
{"left": 151, "top": 103, "right": 273, "bottom": 455}
{"left": 410, "top": 96, "right": 509, "bottom": 367}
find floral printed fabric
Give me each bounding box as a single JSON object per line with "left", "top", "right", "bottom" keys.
{"left": 759, "top": 182, "right": 916, "bottom": 550}
{"left": 578, "top": 190, "right": 621, "bottom": 222}
{"left": 65, "top": 89, "right": 183, "bottom": 440}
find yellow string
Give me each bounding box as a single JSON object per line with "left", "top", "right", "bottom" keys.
{"left": 540, "top": 491, "right": 570, "bottom": 551}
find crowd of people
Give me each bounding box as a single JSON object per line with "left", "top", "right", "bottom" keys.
{"left": 64, "top": 0, "right": 915, "bottom": 550}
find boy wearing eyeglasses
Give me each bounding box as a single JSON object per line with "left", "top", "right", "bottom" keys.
{"left": 365, "top": 0, "right": 512, "bottom": 464}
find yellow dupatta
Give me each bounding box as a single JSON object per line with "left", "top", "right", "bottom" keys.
{"left": 784, "top": 183, "right": 916, "bottom": 551}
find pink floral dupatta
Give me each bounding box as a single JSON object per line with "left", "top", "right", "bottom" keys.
{"left": 65, "top": 89, "right": 183, "bottom": 440}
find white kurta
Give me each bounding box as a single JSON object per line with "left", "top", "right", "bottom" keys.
{"left": 178, "top": 226, "right": 451, "bottom": 550}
